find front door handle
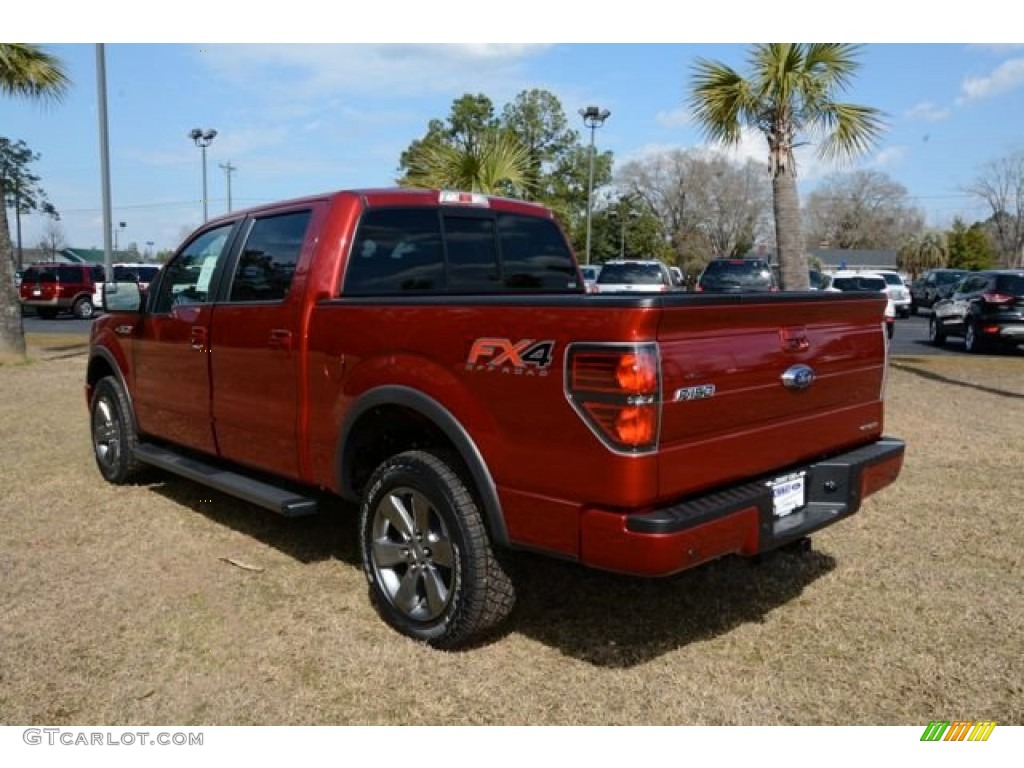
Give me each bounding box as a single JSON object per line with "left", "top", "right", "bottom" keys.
{"left": 268, "top": 329, "right": 292, "bottom": 351}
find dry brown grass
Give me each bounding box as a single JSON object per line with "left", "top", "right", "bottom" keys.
{"left": 1, "top": 342, "right": 1021, "bottom": 725}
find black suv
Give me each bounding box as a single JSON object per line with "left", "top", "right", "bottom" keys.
{"left": 696, "top": 258, "right": 775, "bottom": 293}
{"left": 930, "top": 270, "right": 1024, "bottom": 353}
{"left": 910, "top": 268, "right": 968, "bottom": 314}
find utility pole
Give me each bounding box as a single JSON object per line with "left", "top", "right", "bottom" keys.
{"left": 220, "top": 161, "right": 236, "bottom": 213}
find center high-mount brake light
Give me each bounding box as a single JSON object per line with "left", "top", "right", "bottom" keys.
{"left": 438, "top": 190, "right": 490, "bottom": 207}
{"left": 565, "top": 342, "right": 661, "bottom": 454}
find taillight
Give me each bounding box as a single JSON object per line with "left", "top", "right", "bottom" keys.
{"left": 982, "top": 292, "right": 1015, "bottom": 305}
{"left": 565, "top": 343, "right": 661, "bottom": 453}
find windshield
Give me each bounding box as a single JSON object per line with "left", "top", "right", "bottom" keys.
{"left": 832, "top": 276, "right": 887, "bottom": 292}
{"left": 22, "top": 267, "right": 57, "bottom": 283}
{"left": 880, "top": 273, "right": 904, "bottom": 286}
{"left": 597, "top": 263, "right": 666, "bottom": 285}
{"left": 700, "top": 260, "right": 772, "bottom": 288}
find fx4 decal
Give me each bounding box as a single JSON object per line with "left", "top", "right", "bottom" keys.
{"left": 466, "top": 338, "right": 556, "bottom": 376}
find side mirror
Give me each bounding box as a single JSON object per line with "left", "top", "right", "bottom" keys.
{"left": 103, "top": 281, "right": 142, "bottom": 312}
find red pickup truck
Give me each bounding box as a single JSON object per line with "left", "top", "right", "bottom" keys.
{"left": 87, "top": 188, "right": 904, "bottom": 648}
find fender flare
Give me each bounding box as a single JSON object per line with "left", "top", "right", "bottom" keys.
{"left": 337, "top": 385, "right": 509, "bottom": 548}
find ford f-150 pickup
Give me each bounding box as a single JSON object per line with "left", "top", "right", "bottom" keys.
{"left": 87, "top": 187, "right": 905, "bottom": 648}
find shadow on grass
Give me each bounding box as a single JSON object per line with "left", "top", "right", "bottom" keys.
{"left": 504, "top": 547, "right": 836, "bottom": 667}
{"left": 891, "top": 361, "right": 1024, "bottom": 400}
{"left": 145, "top": 474, "right": 835, "bottom": 666}
{"left": 146, "top": 476, "right": 362, "bottom": 567}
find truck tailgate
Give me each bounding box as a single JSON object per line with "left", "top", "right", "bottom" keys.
{"left": 655, "top": 293, "right": 888, "bottom": 499}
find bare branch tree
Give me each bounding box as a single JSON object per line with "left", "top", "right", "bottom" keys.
{"left": 36, "top": 218, "right": 66, "bottom": 260}
{"left": 964, "top": 153, "right": 1024, "bottom": 268}
{"left": 617, "top": 149, "right": 771, "bottom": 271}
{"left": 804, "top": 170, "right": 924, "bottom": 249}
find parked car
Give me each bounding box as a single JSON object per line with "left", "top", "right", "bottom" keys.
{"left": 930, "top": 270, "right": 1024, "bottom": 353}
{"left": 93, "top": 263, "right": 162, "bottom": 312}
{"left": 593, "top": 259, "right": 677, "bottom": 293}
{"left": 910, "top": 268, "right": 969, "bottom": 314}
{"left": 669, "top": 265, "right": 685, "bottom": 288}
{"left": 826, "top": 272, "right": 896, "bottom": 339}
{"left": 871, "top": 270, "right": 912, "bottom": 317}
{"left": 697, "top": 258, "right": 775, "bottom": 293}
{"left": 579, "top": 264, "right": 602, "bottom": 291}
{"left": 772, "top": 265, "right": 827, "bottom": 290}
{"left": 19, "top": 262, "right": 105, "bottom": 319}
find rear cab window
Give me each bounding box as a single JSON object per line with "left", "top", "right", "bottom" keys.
{"left": 343, "top": 207, "right": 578, "bottom": 296}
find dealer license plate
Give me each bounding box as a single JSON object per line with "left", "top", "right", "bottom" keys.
{"left": 769, "top": 472, "right": 806, "bottom": 518}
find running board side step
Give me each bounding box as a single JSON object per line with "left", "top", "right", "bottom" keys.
{"left": 133, "top": 443, "right": 318, "bottom": 517}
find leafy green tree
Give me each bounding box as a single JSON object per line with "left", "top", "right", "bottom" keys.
{"left": 946, "top": 218, "right": 995, "bottom": 271}
{"left": 897, "top": 231, "right": 947, "bottom": 280}
{"left": 2, "top": 138, "right": 60, "bottom": 265}
{"left": 500, "top": 89, "right": 578, "bottom": 200}
{"left": 398, "top": 90, "right": 613, "bottom": 257}
{"left": 402, "top": 129, "right": 534, "bottom": 196}
{"left": 689, "top": 43, "right": 884, "bottom": 290}
{"left": 1, "top": 44, "right": 70, "bottom": 361}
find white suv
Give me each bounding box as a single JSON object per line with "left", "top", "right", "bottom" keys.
{"left": 867, "top": 269, "right": 911, "bottom": 318}
{"left": 93, "top": 263, "right": 161, "bottom": 312}
{"left": 826, "top": 271, "right": 896, "bottom": 339}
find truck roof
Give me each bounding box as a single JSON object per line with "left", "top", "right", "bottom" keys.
{"left": 204, "top": 187, "right": 554, "bottom": 226}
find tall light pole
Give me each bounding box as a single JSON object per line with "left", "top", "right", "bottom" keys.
{"left": 219, "top": 161, "right": 236, "bottom": 213}
{"left": 579, "top": 105, "right": 611, "bottom": 265}
{"left": 189, "top": 127, "right": 217, "bottom": 223}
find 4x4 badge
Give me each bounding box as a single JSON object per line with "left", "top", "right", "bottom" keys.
{"left": 781, "top": 364, "right": 815, "bottom": 390}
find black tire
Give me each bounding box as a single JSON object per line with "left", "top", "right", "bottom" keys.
{"left": 886, "top": 322, "right": 894, "bottom": 340}
{"left": 73, "top": 296, "right": 95, "bottom": 320}
{"left": 36, "top": 307, "right": 58, "bottom": 320}
{"left": 964, "top": 319, "right": 986, "bottom": 354}
{"left": 928, "top": 316, "right": 946, "bottom": 346}
{"left": 90, "top": 376, "right": 142, "bottom": 484}
{"left": 910, "top": 301, "right": 918, "bottom": 316}
{"left": 359, "top": 450, "right": 515, "bottom": 649}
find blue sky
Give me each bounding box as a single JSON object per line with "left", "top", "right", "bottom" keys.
{"left": 5, "top": 8, "right": 1024, "bottom": 254}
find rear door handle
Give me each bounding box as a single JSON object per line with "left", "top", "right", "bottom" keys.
{"left": 190, "top": 326, "right": 208, "bottom": 351}
{"left": 268, "top": 329, "right": 292, "bottom": 351}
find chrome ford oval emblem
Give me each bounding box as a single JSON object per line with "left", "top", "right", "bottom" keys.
{"left": 782, "top": 364, "right": 815, "bottom": 390}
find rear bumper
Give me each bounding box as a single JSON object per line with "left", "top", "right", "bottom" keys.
{"left": 580, "top": 437, "right": 905, "bottom": 576}
{"left": 21, "top": 297, "right": 70, "bottom": 309}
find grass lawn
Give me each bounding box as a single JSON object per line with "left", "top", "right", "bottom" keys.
{"left": 0, "top": 347, "right": 1021, "bottom": 725}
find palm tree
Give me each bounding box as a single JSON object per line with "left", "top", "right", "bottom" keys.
{"left": 402, "top": 129, "right": 534, "bottom": 198}
{"left": 1, "top": 44, "right": 70, "bottom": 361}
{"left": 689, "top": 44, "right": 884, "bottom": 290}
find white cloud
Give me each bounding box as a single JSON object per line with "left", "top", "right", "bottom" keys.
{"left": 655, "top": 107, "right": 691, "bottom": 128}
{"left": 870, "top": 146, "right": 907, "bottom": 168}
{"left": 959, "top": 57, "right": 1024, "bottom": 102}
{"left": 904, "top": 101, "right": 950, "bottom": 121}
{"left": 198, "top": 44, "right": 550, "bottom": 101}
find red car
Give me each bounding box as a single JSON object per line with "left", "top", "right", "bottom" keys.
{"left": 20, "top": 262, "right": 104, "bottom": 319}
